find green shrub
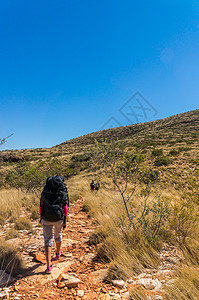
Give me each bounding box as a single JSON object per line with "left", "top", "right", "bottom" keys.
{"left": 154, "top": 156, "right": 171, "bottom": 166}
{"left": 151, "top": 149, "right": 163, "bottom": 157}
{"left": 141, "top": 168, "right": 159, "bottom": 184}
{"left": 178, "top": 146, "right": 191, "bottom": 152}
{"left": 14, "top": 217, "right": 32, "bottom": 230}
{"left": 71, "top": 153, "right": 91, "bottom": 162}
{"left": 169, "top": 149, "right": 179, "bottom": 156}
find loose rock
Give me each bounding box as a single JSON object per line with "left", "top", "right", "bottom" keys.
{"left": 76, "top": 290, "right": 85, "bottom": 297}
{"left": 112, "top": 280, "right": 125, "bottom": 288}
{"left": 0, "top": 291, "right": 9, "bottom": 299}
{"left": 64, "top": 276, "right": 80, "bottom": 288}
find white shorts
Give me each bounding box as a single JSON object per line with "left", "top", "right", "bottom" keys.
{"left": 42, "top": 219, "right": 63, "bottom": 247}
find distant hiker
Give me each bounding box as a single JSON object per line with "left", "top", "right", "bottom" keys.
{"left": 90, "top": 180, "right": 95, "bottom": 191}
{"left": 40, "top": 175, "right": 69, "bottom": 274}
{"left": 94, "top": 181, "right": 100, "bottom": 191}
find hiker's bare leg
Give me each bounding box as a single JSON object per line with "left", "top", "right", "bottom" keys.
{"left": 54, "top": 221, "right": 63, "bottom": 255}
{"left": 56, "top": 242, "right": 61, "bottom": 254}
{"left": 45, "top": 246, "right": 51, "bottom": 266}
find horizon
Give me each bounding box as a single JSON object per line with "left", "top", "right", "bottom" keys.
{"left": 1, "top": 108, "right": 198, "bottom": 151}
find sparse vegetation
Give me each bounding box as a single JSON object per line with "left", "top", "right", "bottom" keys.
{"left": 14, "top": 217, "right": 33, "bottom": 231}
{"left": 154, "top": 156, "right": 171, "bottom": 166}
{"left": 152, "top": 148, "right": 163, "bottom": 157}
{"left": 5, "top": 228, "right": 19, "bottom": 240}
{"left": 169, "top": 149, "right": 179, "bottom": 156}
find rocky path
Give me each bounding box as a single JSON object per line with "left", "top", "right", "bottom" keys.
{"left": 1, "top": 198, "right": 183, "bottom": 299}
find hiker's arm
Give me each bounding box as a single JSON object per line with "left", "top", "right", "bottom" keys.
{"left": 63, "top": 205, "right": 67, "bottom": 229}
{"left": 40, "top": 197, "right": 43, "bottom": 213}
{"left": 39, "top": 197, "right": 43, "bottom": 222}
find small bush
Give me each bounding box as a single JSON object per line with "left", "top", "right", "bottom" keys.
{"left": 71, "top": 153, "right": 90, "bottom": 162}
{"left": 0, "top": 238, "right": 24, "bottom": 276}
{"left": 152, "top": 149, "right": 163, "bottom": 157}
{"left": 178, "top": 146, "right": 191, "bottom": 152}
{"left": 14, "top": 217, "right": 32, "bottom": 231}
{"left": 169, "top": 149, "right": 179, "bottom": 156}
{"left": 154, "top": 156, "right": 171, "bottom": 166}
{"left": 5, "top": 228, "right": 19, "bottom": 240}
{"left": 141, "top": 169, "right": 159, "bottom": 184}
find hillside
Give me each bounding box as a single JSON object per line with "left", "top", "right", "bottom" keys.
{"left": 0, "top": 109, "right": 198, "bottom": 192}
{"left": 1, "top": 109, "right": 198, "bottom": 160}
{"left": 57, "top": 109, "right": 199, "bottom": 147}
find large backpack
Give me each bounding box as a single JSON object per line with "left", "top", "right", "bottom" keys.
{"left": 41, "top": 175, "right": 69, "bottom": 222}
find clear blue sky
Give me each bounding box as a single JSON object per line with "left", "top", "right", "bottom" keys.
{"left": 0, "top": 0, "right": 198, "bottom": 150}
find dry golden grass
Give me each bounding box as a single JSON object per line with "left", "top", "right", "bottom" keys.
{"left": 79, "top": 169, "right": 199, "bottom": 285}
{"left": 5, "top": 228, "right": 19, "bottom": 240}
{"left": 0, "top": 238, "right": 24, "bottom": 276}
{"left": 0, "top": 189, "right": 40, "bottom": 224}
{"left": 163, "top": 266, "right": 199, "bottom": 299}
{"left": 14, "top": 217, "right": 33, "bottom": 231}
{"left": 82, "top": 179, "right": 163, "bottom": 279}
{"left": 0, "top": 189, "right": 24, "bottom": 223}
{"left": 129, "top": 286, "right": 148, "bottom": 299}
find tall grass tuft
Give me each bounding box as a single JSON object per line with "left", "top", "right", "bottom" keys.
{"left": 0, "top": 238, "right": 24, "bottom": 276}
{"left": 163, "top": 267, "right": 199, "bottom": 299}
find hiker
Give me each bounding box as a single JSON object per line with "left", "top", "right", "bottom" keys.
{"left": 90, "top": 180, "right": 95, "bottom": 191}
{"left": 40, "top": 175, "right": 69, "bottom": 274}
{"left": 94, "top": 181, "right": 100, "bottom": 191}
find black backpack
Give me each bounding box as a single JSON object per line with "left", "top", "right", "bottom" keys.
{"left": 41, "top": 175, "right": 69, "bottom": 222}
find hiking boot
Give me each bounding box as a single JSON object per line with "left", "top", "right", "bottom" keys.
{"left": 45, "top": 265, "right": 53, "bottom": 274}
{"left": 55, "top": 251, "right": 61, "bottom": 260}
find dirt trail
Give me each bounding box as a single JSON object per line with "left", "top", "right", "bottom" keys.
{"left": 7, "top": 199, "right": 113, "bottom": 299}
{"left": 5, "top": 198, "right": 182, "bottom": 300}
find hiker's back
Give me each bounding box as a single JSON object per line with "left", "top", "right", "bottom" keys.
{"left": 41, "top": 175, "right": 69, "bottom": 222}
